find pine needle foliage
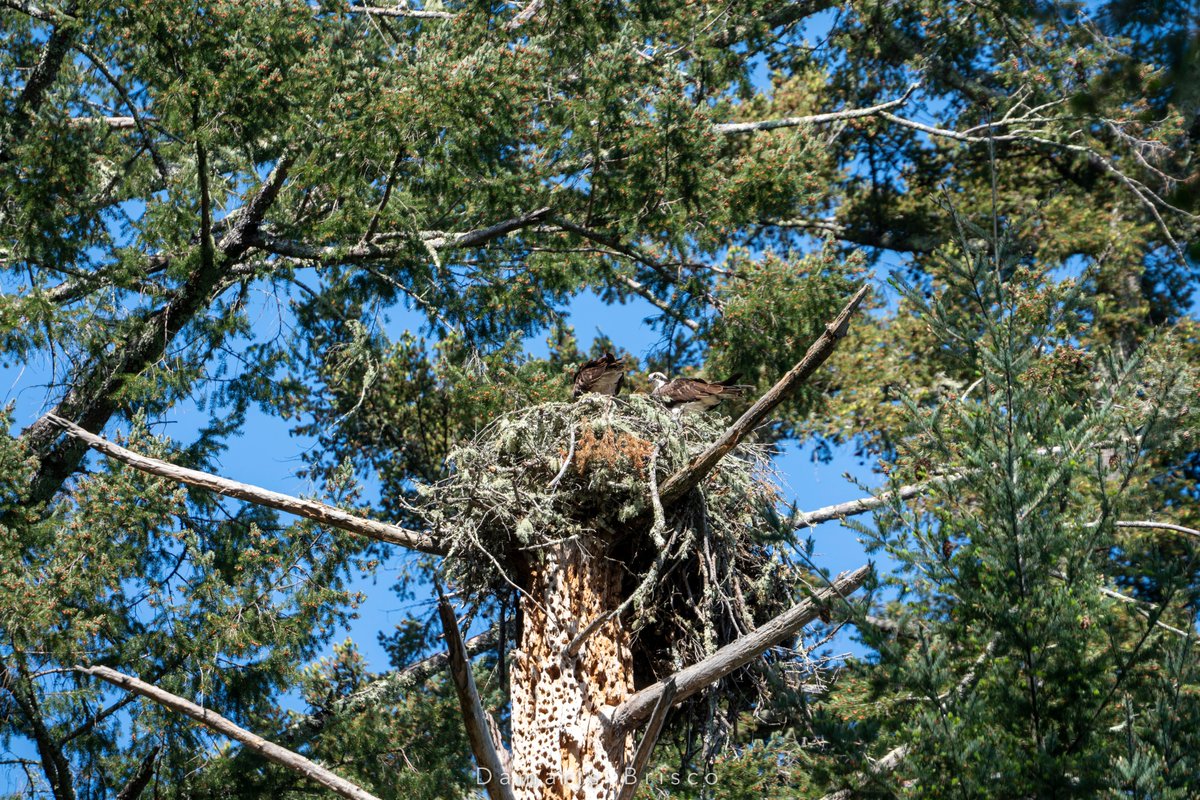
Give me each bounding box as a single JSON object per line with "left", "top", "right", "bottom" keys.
{"left": 811, "top": 244, "right": 1200, "bottom": 798}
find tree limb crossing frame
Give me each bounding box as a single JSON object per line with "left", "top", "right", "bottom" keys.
{"left": 76, "top": 665, "right": 384, "bottom": 800}
{"left": 45, "top": 415, "right": 444, "bottom": 555}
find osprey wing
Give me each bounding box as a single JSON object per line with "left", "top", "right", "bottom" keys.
{"left": 654, "top": 375, "right": 750, "bottom": 413}
{"left": 572, "top": 353, "right": 626, "bottom": 398}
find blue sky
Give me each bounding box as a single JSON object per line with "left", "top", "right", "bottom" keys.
{"left": 0, "top": 278, "right": 887, "bottom": 677}
{"left": 0, "top": 272, "right": 888, "bottom": 800}
{"left": 0, "top": 16, "right": 891, "bottom": 781}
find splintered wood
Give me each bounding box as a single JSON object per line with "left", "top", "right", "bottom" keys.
{"left": 509, "top": 540, "right": 634, "bottom": 800}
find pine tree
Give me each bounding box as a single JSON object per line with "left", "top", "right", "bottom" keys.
{"left": 1, "top": 0, "right": 1196, "bottom": 798}
{"left": 809, "top": 243, "right": 1200, "bottom": 797}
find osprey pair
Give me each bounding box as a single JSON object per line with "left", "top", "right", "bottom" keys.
{"left": 572, "top": 353, "right": 751, "bottom": 414}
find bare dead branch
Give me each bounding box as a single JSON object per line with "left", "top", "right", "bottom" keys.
{"left": 542, "top": 217, "right": 712, "bottom": 328}
{"left": 792, "top": 485, "right": 920, "bottom": 529}
{"left": 1049, "top": 569, "right": 1197, "bottom": 641}
{"left": 76, "top": 665, "right": 382, "bottom": 800}
{"left": 73, "top": 41, "right": 170, "bottom": 180}
{"left": 1025, "top": 135, "right": 1193, "bottom": 268}
{"left": 819, "top": 745, "right": 909, "bottom": 800}
{"left": 421, "top": 206, "right": 552, "bottom": 249}
{"left": 63, "top": 658, "right": 180, "bottom": 743}
{"left": 877, "top": 110, "right": 1026, "bottom": 143}
{"left": 245, "top": 207, "right": 552, "bottom": 266}
{"left": 616, "top": 677, "right": 677, "bottom": 800}
{"left": 18, "top": 149, "right": 295, "bottom": 508}
{"left": 66, "top": 116, "right": 138, "bottom": 129}
{"left": 613, "top": 565, "right": 871, "bottom": 732}
{"left": 657, "top": 285, "right": 870, "bottom": 507}
{"left": 504, "top": 0, "right": 543, "bottom": 30}
{"left": 791, "top": 475, "right": 963, "bottom": 529}
{"left": 615, "top": 273, "right": 701, "bottom": 332}
{"left": 1094, "top": 585, "right": 1197, "bottom": 640}
{"left": 547, "top": 425, "right": 577, "bottom": 490}
{"left": 42, "top": 256, "right": 171, "bottom": 305}
{"left": 46, "top": 415, "right": 444, "bottom": 555}
{"left": 715, "top": 83, "right": 919, "bottom": 134}
{"left": 436, "top": 597, "right": 517, "bottom": 800}
{"left": 344, "top": 4, "right": 454, "bottom": 20}
{"left": 550, "top": 217, "right": 709, "bottom": 280}
{"left": 0, "top": 1, "right": 57, "bottom": 22}
{"left": 1116, "top": 520, "right": 1200, "bottom": 540}
{"left": 763, "top": 216, "right": 944, "bottom": 254}
{"left": 869, "top": 110, "right": 1193, "bottom": 268}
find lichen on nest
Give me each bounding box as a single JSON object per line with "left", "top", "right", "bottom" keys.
{"left": 418, "top": 392, "right": 805, "bottom": 683}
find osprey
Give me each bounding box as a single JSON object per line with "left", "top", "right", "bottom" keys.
{"left": 647, "top": 372, "right": 751, "bottom": 415}
{"left": 572, "top": 352, "right": 626, "bottom": 399}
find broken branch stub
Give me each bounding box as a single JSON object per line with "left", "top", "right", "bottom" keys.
{"left": 616, "top": 677, "right": 678, "bottom": 800}
{"left": 657, "top": 285, "right": 870, "bottom": 507}
{"left": 613, "top": 564, "right": 871, "bottom": 733}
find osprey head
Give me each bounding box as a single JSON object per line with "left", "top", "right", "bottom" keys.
{"left": 646, "top": 371, "right": 669, "bottom": 389}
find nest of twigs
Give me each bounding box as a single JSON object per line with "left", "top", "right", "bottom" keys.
{"left": 419, "top": 394, "right": 814, "bottom": 702}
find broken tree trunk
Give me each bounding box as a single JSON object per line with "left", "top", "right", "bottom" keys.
{"left": 509, "top": 538, "right": 634, "bottom": 800}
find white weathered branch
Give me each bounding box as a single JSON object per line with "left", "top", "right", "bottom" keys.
{"left": 420, "top": 206, "right": 552, "bottom": 249}
{"left": 1050, "top": 569, "right": 1197, "bottom": 641}
{"left": 657, "top": 285, "right": 869, "bottom": 507}
{"left": 67, "top": 116, "right": 138, "bottom": 129}
{"left": 616, "top": 677, "right": 677, "bottom": 800}
{"left": 76, "top": 665, "right": 382, "bottom": 800}
{"left": 344, "top": 4, "right": 454, "bottom": 19}
{"left": 245, "top": 207, "right": 552, "bottom": 265}
{"left": 792, "top": 474, "right": 964, "bottom": 529}
{"left": 504, "top": 0, "right": 543, "bottom": 29}
{"left": 1094, "top": 585, "right": 1197, "bottom": 640}
{"left": 47, "top": 415, "right": 443, "bottom": 555}
{"left": 715, "top": 83, "right": 919, "bottom": 134}
{"left": 613, "top": 564, "right": 871, "bottom": 732}
{"left": 436, "top": 598, "right": 517, "bottom": 800}
{"left": 870, "top": 111, "right": 1193, "bottom": 267}
{"left": 877, "top": 110, "right": 1025, "bottom": 143}
{"left": 819, "top": 744, "right": 909, "bottom": 800}
{"left": 1116, "top": 520, "right": 1200, "bottom": 541}
{"left": 615, "top": 273, "right": 701, "bottom": 332}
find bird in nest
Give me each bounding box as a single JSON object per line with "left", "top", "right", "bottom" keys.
{"left": 572, "top": 352, "right": 626, "bottom": 399}
{"left": 647, "top": 371, "right": 752, "bottom": 415}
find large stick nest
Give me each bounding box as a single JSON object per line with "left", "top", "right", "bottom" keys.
{"left": 419, "top": 394, "right": 809, "bottom": 693}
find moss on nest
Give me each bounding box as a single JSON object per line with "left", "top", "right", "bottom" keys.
{"left": 419, "top": 393, "right": 805, "bottom": 688}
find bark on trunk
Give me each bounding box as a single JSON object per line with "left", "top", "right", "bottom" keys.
{"left": 510, "top": 540, "right": 633, "bottom": 800}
